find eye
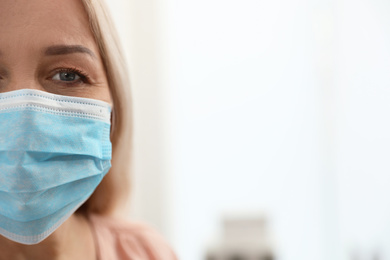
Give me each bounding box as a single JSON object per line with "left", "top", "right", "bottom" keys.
{"left": 53, "top": 71, "right": 80, "bottom": 82}
{"left": 50, "top": 68, "right": 89, "bottom": 85}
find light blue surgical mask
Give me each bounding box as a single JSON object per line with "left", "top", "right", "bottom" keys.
{"left": 0, "top": 89, "right": 112, "bottom": 245}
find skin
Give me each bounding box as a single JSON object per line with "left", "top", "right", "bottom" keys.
{"left": 0, "top": 0, "right": 112, "bottom": 259}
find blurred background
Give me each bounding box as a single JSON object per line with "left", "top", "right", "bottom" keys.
{"left": 107, "top": 0, "right": 390, "bottom": 260}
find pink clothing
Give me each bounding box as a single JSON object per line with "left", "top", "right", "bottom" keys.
{"left": 88, "top": 214, "right": 178, "bottom": 260}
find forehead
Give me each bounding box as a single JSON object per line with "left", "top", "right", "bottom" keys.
{"left": 0, "top": 0, "right": 97, "bottom": 55}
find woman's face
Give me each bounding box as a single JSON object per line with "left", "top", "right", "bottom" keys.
{"left": 0, "top": 0, "right": 111, "bottom": 104}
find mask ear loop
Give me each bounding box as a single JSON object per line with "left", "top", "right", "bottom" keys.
{"left": 110, "top": 106, "right": 115, "bottom": 140}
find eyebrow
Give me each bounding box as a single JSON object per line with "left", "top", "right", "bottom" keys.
{"left": 44, "top": 45, "right": 96, "bottom": 59}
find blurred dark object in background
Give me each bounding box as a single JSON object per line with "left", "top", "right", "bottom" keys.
{"left": 205, "top": 214, "right": 275, "bottom": 260}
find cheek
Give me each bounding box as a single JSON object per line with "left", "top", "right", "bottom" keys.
{"left": 38, "top": 82, "right": 111, "bottom": 103}
{"left": 97, "top": 82, "right": 112, "bottom": 104}
{"left": 81, "top": 84, "right": 112, "bottom": 103}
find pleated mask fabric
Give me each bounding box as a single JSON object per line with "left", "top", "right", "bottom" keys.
{"left": 0, "top": 89, "right": 112, "bottom": 245}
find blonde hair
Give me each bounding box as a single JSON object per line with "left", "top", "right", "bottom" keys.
{"left": 78, "top": 0, "right": 133, "bottom": 215}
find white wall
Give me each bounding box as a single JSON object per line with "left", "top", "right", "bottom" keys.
{"left": 336, "top": 0, "right": 390, "bottom": 258}
{"left": 107, "top": 0, "right": 390, "bottom": 260}
{"left": 165, "top": 0, "right": 332, "bottom": 259}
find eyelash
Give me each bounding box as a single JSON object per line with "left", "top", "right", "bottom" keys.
{"left": 52, "top": 67, "right": 91, "bottom": 85}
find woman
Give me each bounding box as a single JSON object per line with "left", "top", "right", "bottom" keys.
{"left": 0, "top": 0, "right": 177, "bottom": 259}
